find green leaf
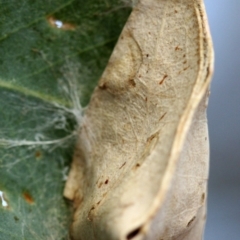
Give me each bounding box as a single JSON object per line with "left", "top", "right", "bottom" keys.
{"left": 0, "top": 1, "right": 130, "bottom": 239}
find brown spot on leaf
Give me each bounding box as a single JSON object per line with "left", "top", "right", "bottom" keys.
{"left": 147, "top": 132, "right": 158, "bottom": 143}
{"left": 99, "top": 82, "right": 107, "bottom": 90}
{"left": 35, "top": 150, "right": 42, "bottom": 159}
{"left": 187, "top": 216, "right": 196, "bottom": 227}
{"left": 201, "top": 193, "right": 205, "bottom": 203}
{"left": 119, "top": 162, "right": 126, "bottom": 169}
{"left": 23, "top": 192, "right": 34, "bottom": 204}
{"left": 135, "top": 163, "right": 140, "bottom": 168}
{"left": 126, "top": 227, "right": 142, "bottom": 240}
{"left": 104, "top": 179, "right": 109, "bottom": 184}
{"left": 175, "top": 46, "right": 182, "bottom": 51}
{"left": 47, "top": 16, "right": 76, "bottom": 30}
{"left": 129, "top": 79, "right": 136, "bottom": 87}
{"left": 159, "top": 75, "right": 168, "bottom": 85}
{"left": 159, "top": 112, "right": 167, "bottom": 121}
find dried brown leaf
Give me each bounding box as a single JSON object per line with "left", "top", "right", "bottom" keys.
{"left": 64, "top": 0, "right": 214, "bottom": 239}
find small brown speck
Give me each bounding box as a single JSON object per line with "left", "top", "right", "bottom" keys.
{"left": 187, "top": 216, "right": 196, "bottom": 227}
{"left": 35, "top": 150, "right": 42, "bottom": 159}
{"left": 119, "top": 162, "right": 126, "bottom": 169}
{"left": 126, "top": 227, "right": 142, "bottom": 240}
{"left": 128, "top": 79, "right": 136, "bottom": 87}
{"left": 159, "top": 75, "right": 168, "bottom": 85}
{"left": 147, "top": 132, "right": 158, "bottom": 143}
{"left": 22, "top": 192, "right": 34, "bottom": 204}
{"left": 99, "top": 83, "right": 107, "bottom": 90}
{"left": 159, "top": 112, "right": 167, "bottom": 121}
{"left": 104, "top": 179, "right": 109, "bottom": 184}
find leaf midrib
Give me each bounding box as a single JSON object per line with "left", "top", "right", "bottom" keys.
{"left": 0, "top": 38, "right": 117, "bottom": 106}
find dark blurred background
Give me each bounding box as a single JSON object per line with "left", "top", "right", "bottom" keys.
{"left": 204, "top": 0, "right": 240, "bottom": 239}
